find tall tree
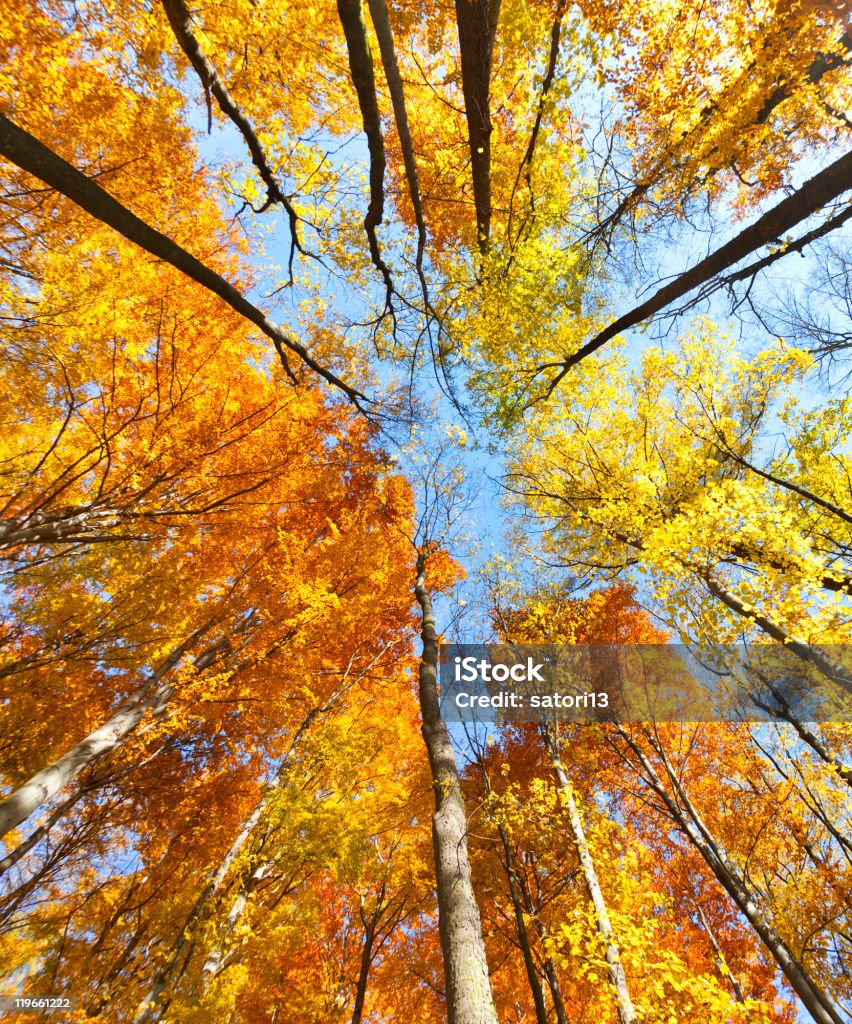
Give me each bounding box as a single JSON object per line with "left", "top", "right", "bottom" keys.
{"left": 415, "top": 549, "right": 500, "bottom": 1024}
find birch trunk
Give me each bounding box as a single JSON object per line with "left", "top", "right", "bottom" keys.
{"left": 133, "top": 786, "right": 276, "bottom": 1024}
{"left": 0, "top": 507, "right": 125, "bottom": 549}
{"left": 541, "top": 725, "right": 637, "bottom": 1024}
{"left": 196, "top": 847, "right": 271, "bottom": 983}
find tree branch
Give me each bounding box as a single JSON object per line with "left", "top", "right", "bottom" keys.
{"left": 160, "top": 0, "right": 306, "bottom": 278}
{"left": 537, "top": 148, "right": 852, "bottom": 394}
{"left": 0, "top": 113, "right": 369, "bottom": 410}
{"left": 507, "top": 0, "right": 566, "bottom": 246}
{"left": 586, "top": 31, "right": 852, "bottom": 250}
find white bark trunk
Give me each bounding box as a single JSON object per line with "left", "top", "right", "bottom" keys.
{"left": 542, "top": 726, "right": 637, "bottom": 1024}
{"left": 0, "top": 637, "right": 198, "bottom": 840}
{"left": 0, "top": 620, "right": 229, "bottom": 840}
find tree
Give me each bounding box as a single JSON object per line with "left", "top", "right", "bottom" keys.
{"left": 414, "top": 546, "right": 500, "bottom": 1024}
{"left": 506, "top": 326, "right": 852, "bottom": 657}
{"left": 2, "top": 0, "right": 851, "bottom": 1019}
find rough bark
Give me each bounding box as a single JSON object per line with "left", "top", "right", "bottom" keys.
{"left": 454, "top": 0, "right": 502, "bottom": 253}
{"left": 0, "top": 114, "right": 366, "bottom": 408}
{"left": 616, "top": 726, "right": 846, "bottom": 1024}
{"left": 415, "top": 559, "right": 499, "bottom": 1024}
{"left": 542, "top": 725, "right": 637, "bottom": 1024}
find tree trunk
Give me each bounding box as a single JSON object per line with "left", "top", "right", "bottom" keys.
{"left": 695, "top": 902, "right": 747, "bottom": 1004}
{"left": 542, "top": 957, "right": 570, "bottom": 1024}
{"left": 548, "top": 147, "right": 852, "bottom": 375}
{"left": 160, "top": 0, "right": 302, "bottom": 252}
{"left": 478, "top": 755, "right": 548, "bottom": 1024}
{"left": 754, "top": 677, "right": 852, "bottom": 787}
{"left": 541, "top": 725, "right": 637, "bottom": 1024}
{"left": 0, "top": 113, "right": 364, "bottom": 406}
{"left": 617, "top": 726, "right": 845, "bottom": 1024}
{"left": 496, "top": 821, "right": 549, "bottom": 1024}
{"left": 0, "top": 507, "right": 125, "bottom": 549}
{"left": 134, "top": 781, "right": 277, "bottom": 1023}
{"left": 336, "top": 0, "right": 394, "bottom": 300}
{"left": 415, "top": 559, "right": 499, "bottom": 1024}
{"left": 350, "top": 891, "right": 384, "bottom": 1024}
{"left": 197, "top": 854, "right": 272, "bottom": 984}
{"left": 365, "top": 0, "right": 426, "bottom": 264}
{"left": 454, "top": 0, "right": 501, "bottom": 253}
{"left": 0, "top": 622, "right": 220, "bottom": 839}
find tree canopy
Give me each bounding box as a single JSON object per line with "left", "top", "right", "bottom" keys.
{"left": 0, "top": 0, "right": 850, "bottom": 1022}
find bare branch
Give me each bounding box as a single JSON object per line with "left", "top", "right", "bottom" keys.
{"left": 536, "top": 148, "right": 852, "bottom": 396}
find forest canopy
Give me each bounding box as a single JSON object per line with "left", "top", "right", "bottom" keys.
{"left": 0, "top": 0, "right": 850, "bottom": 1022}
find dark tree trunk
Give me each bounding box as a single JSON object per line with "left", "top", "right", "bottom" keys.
{"left": 545, "top": 147, "right": 852, "bottom": 379}
{"left": 454, "top": 0, "right": 501, "bottom": 253}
